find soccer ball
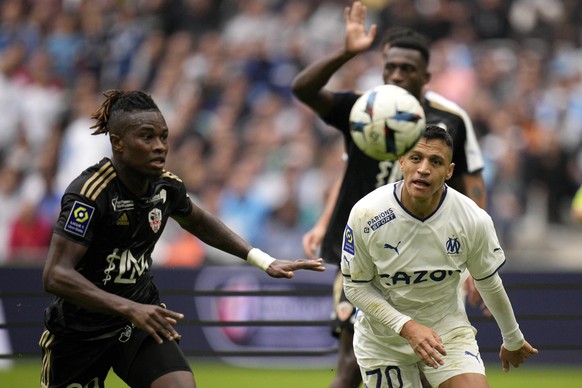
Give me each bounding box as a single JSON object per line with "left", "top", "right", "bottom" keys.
{"left": 349, "top": 84, "right": 426, "bottom": 161}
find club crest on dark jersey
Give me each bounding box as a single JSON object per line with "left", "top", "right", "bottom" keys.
{"left": 148, "top": 208, "right": 162, "bottom": 233}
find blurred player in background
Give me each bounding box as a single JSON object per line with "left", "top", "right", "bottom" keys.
{"left": 39, "top": 90, "right": 326, "bottom": 388}
{"left": 342, "top": 125, "right": 538, "bottom": 387}
{"left": 571, "top": 185, "right": 582, "bottom": 222}
{"left": 291, "top": 2, "right": 486, "bottom": 387}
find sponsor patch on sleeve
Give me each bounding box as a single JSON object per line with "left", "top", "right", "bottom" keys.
{"left": 64, "top": 201, "right": 95, "bottom": 237}
{"left": 343, "top": 225, "right": 355, "bottom": 255}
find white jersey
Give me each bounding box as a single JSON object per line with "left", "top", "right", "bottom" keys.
{"left": 341, "top": 181, "right": 505, "bottom": 358}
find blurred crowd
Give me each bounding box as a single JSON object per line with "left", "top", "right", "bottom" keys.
{"left": 0, "top": 0, "right": 581, "bottom": 266}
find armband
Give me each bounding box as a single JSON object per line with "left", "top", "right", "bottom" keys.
{"left": 246, "top": 248, "right": 276, "bottom": 271}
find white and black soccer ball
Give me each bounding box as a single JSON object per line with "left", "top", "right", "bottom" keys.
{"left": 349, "top": 84, "right": 426, "bottom": 161}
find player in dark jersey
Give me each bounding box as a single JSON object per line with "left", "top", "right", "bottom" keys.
{"left": 39, "top": 90, "right": 326, "bottom": 388}
{"left": 291, "top": 3, "right": 486, "bottom": 388}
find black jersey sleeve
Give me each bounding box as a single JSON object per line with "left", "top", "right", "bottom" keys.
{"left": 54, "top": 192, "right": 100, "bottom": 247}
{"left": 320, "top": 91, "right": 361, "bottom": 135}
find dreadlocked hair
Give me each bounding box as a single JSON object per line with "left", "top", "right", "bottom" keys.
{"left": 381, "top": 27, "right": 431, "bottom": 64}
{"left": 90, "top": 90, "right": 159, "bottom": 135}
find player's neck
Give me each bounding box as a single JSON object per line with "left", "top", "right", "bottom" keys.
{"left": 110, "top": 158, "right": 151, "bottom": 198}
{"left": 400, "top": 185, "right": 445, "bottom": 219}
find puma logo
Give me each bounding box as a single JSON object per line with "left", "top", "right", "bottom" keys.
{"left": 384, "top": 241, "right": 401, "bottom": 255}
{"left": 465, "top": 350, "right": 481, "bottom": 363}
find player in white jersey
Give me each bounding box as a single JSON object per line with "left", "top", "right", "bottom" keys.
{"left": 341, "top": 125, "right": 537, "bottom": 388}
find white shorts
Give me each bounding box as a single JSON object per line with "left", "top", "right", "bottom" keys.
{"left": 358, "top": 326, "right": 485, "bottom": 388}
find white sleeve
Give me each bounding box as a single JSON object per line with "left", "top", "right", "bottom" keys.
{"left": 344, "top": 280, "right": 412, "bottom": 334}
{"left": 474, "top": 273, "right": 525, "bottom": 351}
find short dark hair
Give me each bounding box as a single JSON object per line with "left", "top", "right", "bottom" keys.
{"left": 381, "top": 27, "right": 430, "bottom": 64}
{"left": 422, "top": 124, "right": 453, "bottom": 149}
{"left": 90, "top": 90, "right": 160, "bottom": 135}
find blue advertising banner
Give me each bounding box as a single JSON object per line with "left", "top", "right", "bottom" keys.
{"left": 0, "top": 267, "right": 581, "bottom": 366}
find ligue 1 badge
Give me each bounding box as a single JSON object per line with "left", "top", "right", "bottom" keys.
{"left": 148, "top": 208, "right": 162, "bottom": 233}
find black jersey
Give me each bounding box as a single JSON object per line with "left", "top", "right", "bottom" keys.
{"left": 44, "top": 158, "right": 192, "bottom": 339}
{"left": 320, "top": 90, "right": 484, "bottom": 265}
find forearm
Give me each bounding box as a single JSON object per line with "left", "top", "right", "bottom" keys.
{"left": 463, "top": 172, "right": 487, "bottom": 210}
{"left": 344, "top": 280, "right": 411, "bottom": 334}
{"left": 316, "top": 178, "right": 342, "bottom": 230}
{"left": 474, "top": 273, "right": 524, "bottom": 350}
{"left": 177, "top": 206, "right": 252, "bottom": 259}
{"left": 291, "top": 49, "right": 356, "bottom": 101}
{"left": 44, "top": 264, "right": 140, "bottom": 317}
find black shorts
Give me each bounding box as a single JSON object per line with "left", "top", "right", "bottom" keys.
{"left": 39, "top": 325, "right": 191, "bottom": 388}
{"left": 331, "top": 271, "right": 356, "bottom": 338}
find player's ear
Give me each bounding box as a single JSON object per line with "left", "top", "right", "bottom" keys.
{"left": 445, "top": 162, "right": 455, "bottom": 180}
{"left": 424, "top": 70, "right": 431, "bottom": 85}
{"left": 110, "top": 133, "right": 123, "bottom": 153}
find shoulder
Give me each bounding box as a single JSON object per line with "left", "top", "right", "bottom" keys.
{"left": 424, "top": 91, "right": 467, "bottom": 116}
{"left": 354, "top": 183, "right": 396, "bottom": 211}
{"left": 424, "top": 90, "right": 472, "bottom": 127}
{"left": 159, "top": 170, "right": 184, "bottom": 184}
{"left": 65, "top": 158, "right": 116, "bottom": 201}
{"left": 154, "top": 169, "right": 190, "bottom": 203}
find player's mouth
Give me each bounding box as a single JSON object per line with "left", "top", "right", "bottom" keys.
{"left": 150, "top": 157, "right": 165, "bottom": 169}
{"left": 411, "top": 179, "right": 430, "bottom": 189}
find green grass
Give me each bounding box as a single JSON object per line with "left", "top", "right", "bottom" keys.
{"left": 2, "top": 359, "right": 582, "bottom": 387}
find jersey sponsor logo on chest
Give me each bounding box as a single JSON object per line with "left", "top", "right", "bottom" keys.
{"left": 367, "top": 208, "right": 396, "bottom": 231}
{"left": 111, "top": 198, "right": 134, "bottom": 211}
{"left": 379, "top": 269, "right": 462, "bottom": 286}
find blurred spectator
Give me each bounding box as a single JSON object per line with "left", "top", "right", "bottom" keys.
{"left": 0, "top": 0, "right": 41, "bottom": 55}
{"left": 0, "top": 163, "right": 24, "bottom": 264}
{"left": 55, "top": 74, "right": 110, "bottom": 194}
{"left": 18, "top": 48, "right": 66, "bottom": 158}
{"left": 256, "top": 196, "right": 306, "bottom": 260}
{"left": 217, "top": 153, "right": 271, "bottom": 247}
{"left": 1, "top": 0, "right": 582, "bottom": 265}
{"left": 7, "top": 200, "right": 52, "bottom": 264}
{"left": 45, "top": 12, "right": 83, "bottom": 87}
{"left": 0, "top": 42, "right": 26, "bottom": 162}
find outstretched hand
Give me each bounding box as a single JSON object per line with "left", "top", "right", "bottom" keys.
{"left": 266, "top": 258, "right": 326, "bottom": 279}
{"left": 344, "top": 1, "right": 377, "bottom": 55}
{"left": 500, "top": 341, "right": 538, "bottom": 372}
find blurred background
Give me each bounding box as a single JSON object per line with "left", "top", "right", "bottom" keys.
{"left": 0, "top": 0, "right": 581, "bottom": 379}
{"left": 0, "top": 0, "right": 581, "bottom": 270}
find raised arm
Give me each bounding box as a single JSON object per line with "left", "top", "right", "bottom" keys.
{"left": 291, "top": 1, "right": 377, "bottom": 116}
{"left": 302, "top": 177, "right": 342, "bottom": 259}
